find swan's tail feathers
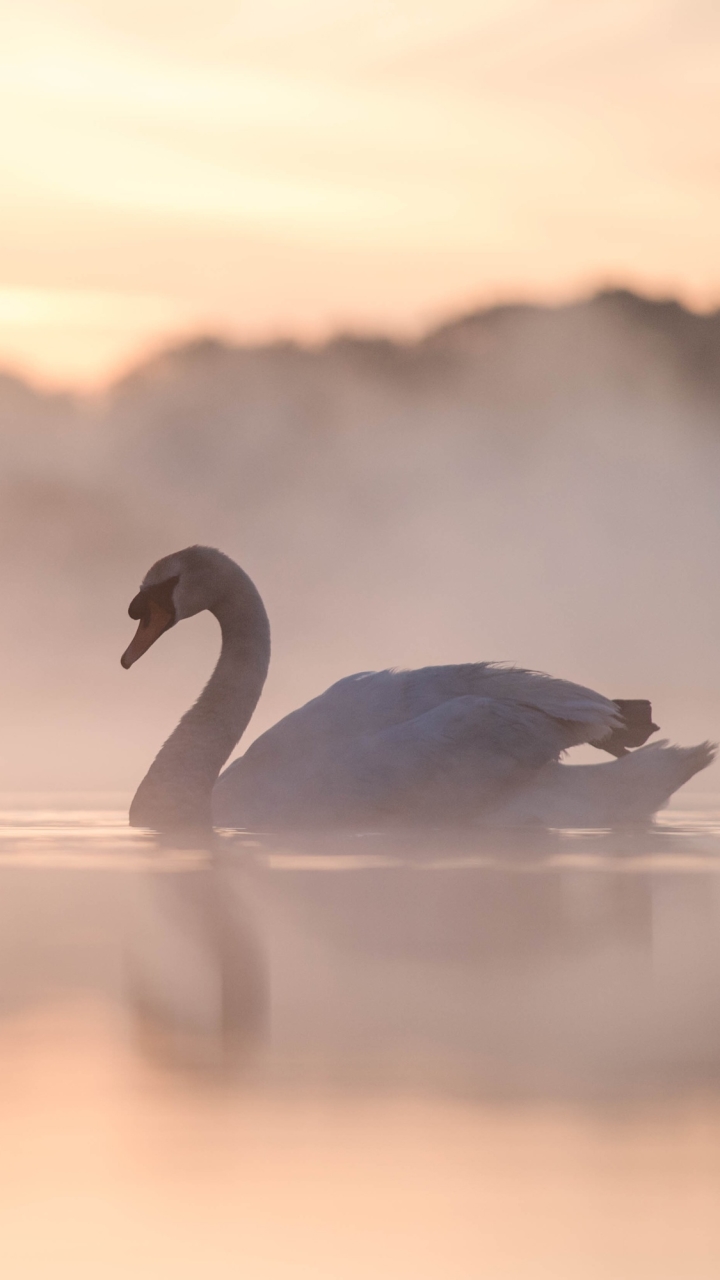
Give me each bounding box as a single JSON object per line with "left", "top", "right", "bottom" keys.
{"left": 653, "top": 739, "right": 717, "bottom": 786}
{"left": 594, "top": 739, "right": 717, "bottom": 823}
{"left": 488, "top": 740, "right": 717, "bottom": 827}
{"left": 623, "top": 738, "right": 716, "bottom": 791}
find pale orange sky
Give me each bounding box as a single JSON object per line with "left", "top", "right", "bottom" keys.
{"left": 1, "top": 0, "right": 719, "bottom": 386}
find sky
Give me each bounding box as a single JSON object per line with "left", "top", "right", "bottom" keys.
{"left": 1, "top": 0, "right": 719, "bottom": 386}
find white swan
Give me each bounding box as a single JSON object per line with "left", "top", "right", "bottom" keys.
{"left": 121, "top": 546, "right": 714, "bottom": 832}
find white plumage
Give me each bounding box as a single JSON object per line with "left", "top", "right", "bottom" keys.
{"left": 122, "top": 547, "right": 714, "bottom": 833}
{"left": 214, "top": 665, "right": 712, "bottom": 828}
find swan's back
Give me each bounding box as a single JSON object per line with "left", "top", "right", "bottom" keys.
{"left": 241, "top": 664, "right": 618, "bottom": 752}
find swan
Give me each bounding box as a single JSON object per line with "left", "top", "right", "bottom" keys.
{"left": 121, "top": 546, "right": 715, "bottom": 832}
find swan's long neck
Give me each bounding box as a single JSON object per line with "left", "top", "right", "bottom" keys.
{"left": 129, "top": 570, "right": 270, "bottom": 832}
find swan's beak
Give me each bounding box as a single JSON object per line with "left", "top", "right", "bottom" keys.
{"left": 121, "top": 600, "right": 174, "bottom": 669}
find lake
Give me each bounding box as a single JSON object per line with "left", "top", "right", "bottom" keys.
{"left": 1, "top": 795, "right": 719, "bottom": 1279}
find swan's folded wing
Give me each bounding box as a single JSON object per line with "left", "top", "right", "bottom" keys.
{"left": 231, "top": 664, "right": 622, "bottom": 764}
{"left": 215, "top": 694, "right": 603, "bottom": 827}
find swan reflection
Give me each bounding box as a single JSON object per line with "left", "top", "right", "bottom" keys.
{"left": 0, "top": 808, "right": 719, "bottom": 1096}
{"left": 127, "top": 842, "right": 267, "bottom": 1075}
{"left": 125, "top": 824, "right": 720, "bottom": 1095}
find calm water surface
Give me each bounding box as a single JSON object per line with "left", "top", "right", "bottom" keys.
{"left": 1, "top": 795, "right": 720, "bottom": 1279}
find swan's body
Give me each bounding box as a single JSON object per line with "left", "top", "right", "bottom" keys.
{"left": 123, "top": 547, "right": 714, "bottom": 833}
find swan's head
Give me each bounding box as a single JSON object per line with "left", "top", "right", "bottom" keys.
{"left": 121, "top": 545, "right": 237, "bottom": 669}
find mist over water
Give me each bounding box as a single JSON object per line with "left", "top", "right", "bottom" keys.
{"left": 1, "top": 287, "right": 719, "bottom": 792}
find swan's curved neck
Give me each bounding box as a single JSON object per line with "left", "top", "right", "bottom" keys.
{"left": 129, "top": 570, "right": 270, "bottom": 832}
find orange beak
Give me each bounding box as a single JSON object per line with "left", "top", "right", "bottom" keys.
{"left": 121, "top": 599, "right": 174, "bottom": 669}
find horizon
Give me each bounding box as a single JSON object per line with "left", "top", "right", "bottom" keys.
{"left": 5, "top": 281, "right": 720, "bottom": 396}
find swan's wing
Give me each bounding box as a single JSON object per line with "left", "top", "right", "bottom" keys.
{"left": 236, "top": 664, "right": 622, "bottom": 765}
{"left": 214, "top": 694, "right": 606, "bottom": 827}
{"left": 329, "top": 695, "right": 603, "bottom": 818}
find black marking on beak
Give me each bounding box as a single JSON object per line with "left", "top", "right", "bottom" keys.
{"left": 128, "top": 575, "right": 179, "bottom": 625}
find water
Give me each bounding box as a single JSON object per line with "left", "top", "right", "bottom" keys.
{"left": 2, "top": 796, "right": 720, "bottom": 1278}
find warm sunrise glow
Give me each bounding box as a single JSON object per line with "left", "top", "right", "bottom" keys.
{"left": 2, "top": 0, "right": 720, "bottom": 385}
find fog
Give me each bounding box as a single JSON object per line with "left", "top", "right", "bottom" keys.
{"left": 2, "top": 286, "right": 719, "bottom": 793}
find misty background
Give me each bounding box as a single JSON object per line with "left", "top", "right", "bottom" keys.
{"left": 2, "top": 286, "right": 719, "bottom": 793}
